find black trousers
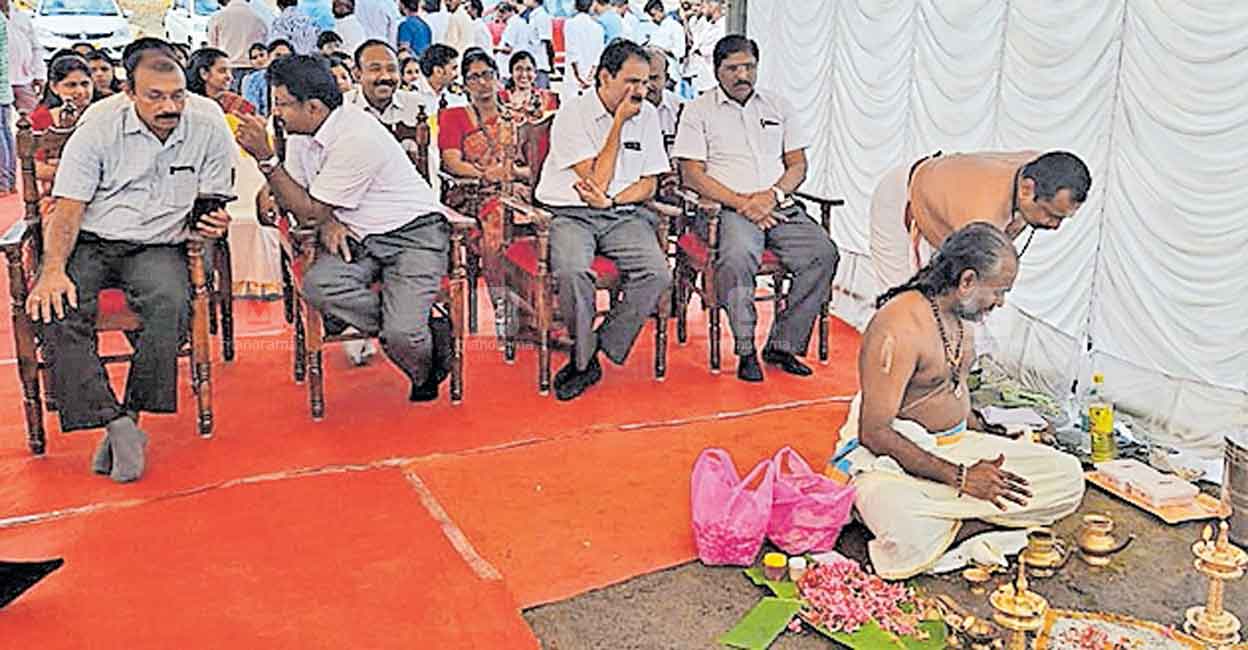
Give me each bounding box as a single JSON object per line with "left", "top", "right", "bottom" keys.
{"left": 43, "top": 234, "right": 189, "bottom": 431}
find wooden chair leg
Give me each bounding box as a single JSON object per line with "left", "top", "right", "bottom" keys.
{"left": 654, "top": 288, "right": 668, "bottom": 381}
{"left": 449, "top": 280, "right": 466, "bottom": 405}
{"left": 704, "top": 267, "right": 720, "bottom": 374}
{"left": 467, "top": 264, "right": 479, "bottom": 335}
{"left": 217, "top": 241, "right": 235, "bottom": 362}
{"left": 14, "top": 333, "right": 45, "bottom": 455}
{"left": 539, "top": 328, "right": 551, "bottom": 395}
{"left": 188, "top": 240, "right": 214, "bottom": 438}
{"left": 305, "top": 305, "right": 325, "bottom": 419}
{"left": 675, "top": 262, "right": 689, "bottom": 345}
{"left": 504, "top": 293, "right": 517, "bottom": 364}
{"left": 281, "top": 251, "right": 295, "bottom": 324}
{"left": 293, "top": 305, "right": 306, "bottom": 383}
{"left": 819, "top": 303, "right": 830, "bottom": 364}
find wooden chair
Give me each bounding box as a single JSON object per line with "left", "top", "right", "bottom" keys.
{"left": 0, "top": 113, "right": 218, "bottom": 454}
{"left": 672, "top": 190, "right": 845, "bottom": 373}
{"left": 273, "top": 108, "right": 473, "bottom": 418}
{"left": 497, "top": 114, "right": 672, "bottom": 395}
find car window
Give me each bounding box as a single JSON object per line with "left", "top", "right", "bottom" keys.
{"left": 41, "top": 0, "right": 120, "bottom": 16}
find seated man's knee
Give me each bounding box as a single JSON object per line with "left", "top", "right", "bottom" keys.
{"left": 379, "top": 325, "right": 431, "bottom": 356}
{"left": 715, "top": 245, "right": 761, "bottom": 276}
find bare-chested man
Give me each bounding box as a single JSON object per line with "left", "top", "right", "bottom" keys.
{"left": 831, "top": 222, "right": 1084, "bottom": 579}
{"left": 869, "top": 151, "right": 1092, "bottom": 292}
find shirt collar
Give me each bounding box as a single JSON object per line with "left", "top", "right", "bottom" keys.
{"left": 121, "top": 101, "right": 187, "bottom": 146}
{"left": 312, "top": 105, "right": 348, "bottom": 148}
{"left": 349, "top": 87, "right": 402, "bottom": 116}
{"left": 590, "top": 90, "right": 614, "bottom": 123}
{"left": 715, "top": 84, "right": 758, "bottom": 109}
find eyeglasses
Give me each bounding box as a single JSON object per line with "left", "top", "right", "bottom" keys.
{"left": 465, "top": 70, "right": 497, "bottom": 84}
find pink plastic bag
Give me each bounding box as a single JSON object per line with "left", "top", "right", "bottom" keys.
{"left": 766, "top": 446, "right": 856, "bottom": 555}
{"left": 690, "top": 449, "right": 775, "bottom": 566}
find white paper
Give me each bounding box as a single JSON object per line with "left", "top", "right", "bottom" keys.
{"left": 981, "top": 406, "right": 1048, "bottom": 428}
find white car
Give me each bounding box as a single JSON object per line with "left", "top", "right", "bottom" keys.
{"left": 164, "top": 0, "right": 221, "bottom": 50}
{"left": 32, "top": 0, "right": 132, "bottom": 61}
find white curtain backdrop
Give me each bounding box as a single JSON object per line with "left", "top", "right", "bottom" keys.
{"left": 747, "top": 0, "right": 1248, "bottom": 452}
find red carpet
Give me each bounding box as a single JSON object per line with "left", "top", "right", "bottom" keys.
{"left": 0, "top": 201, "right": 865, "bottom": 646}
{"left": 406, "top": 401, "right": 852, "bottom": 607}
{"left": 0, "top": 470, "right": 539, "bottom": 649}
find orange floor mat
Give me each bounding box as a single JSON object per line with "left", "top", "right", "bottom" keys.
{"left": 406, "top": 401, "right": 852, "bottom": 608}
{"left": 0, "top": 306, "right": 860, "bottom": 522}
{"left": 0, "top": 470, "right": 538, "bottom": 650}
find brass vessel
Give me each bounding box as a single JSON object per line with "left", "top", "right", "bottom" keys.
{"left": 990, "top": 557, "right": 1048, "bottom": 650}
{"left": 1020, "top": 527, "right": 1070, "bottom": 577}
{"left": 1185, "top": 521, "right": 1247, "bottom": 646}
{"left": 1076, "top": 514, "right": 1135, "bottom": 567}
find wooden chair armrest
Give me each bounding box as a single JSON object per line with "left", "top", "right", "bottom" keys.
{"left": 441, "top": 206, "right": 477, "bottom": 232}
{"left": 793, "top": 191, "right": 846, "bottom": 208}
{"left": 645, "top": 199, "right": 683, "bottom": 220}
{"left": 498, "top": 195, "right": 552, "bottom": 229}
{"left": 440, "top": 171, "right": 482, "bottom": 189}
{"left": 0, "top": 219, "right": 28, "bottom": 250}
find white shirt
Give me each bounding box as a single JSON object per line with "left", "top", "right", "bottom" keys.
{"left": 648, "top": 15, "right": 685, "bottom": 79}
{"left": 527, "top": 5, "right": 553, "bottom": 72}
{"left": 671, "top": 87, "right": 812, "bottom": 195}
{"left": 284, "top": 103, "right": 443, "bottom": 237}
{"left": 425, "top": 10, "right": 449, "bottom": 43}
{"left": 498, "top": 14, "right": 537, "bottom": 78}
{"left": 687, "top": 16, "right": 725, "bottom": 92}
{"left": 412, "top": 73, "right": 468, "bottom": 112}
{"left": 473, "top": 18, "right": 493, "bottom": 51}
{"left": 563, "top": 13, "right": 605, "bottom": 87}
{"left": 344, "top": 87, "right": 442, "bottom": 195}
{"left": 536, "top": 91, "right": 669, "bottom": 207}
{"left": 620, "top": 10, "right": 641, "bottom": 43}
{"left": 654, "top": 89, "right": 682, "bottom": 138}
{"left": 246, "top": 0, "right": 277, "bottom": 27}
{"left": 209, "top": 2, "right": 270, "bottom": 68}
{"left": 6, "top": 9, "right": 45, "bottom": 85}
{"left": 353, "top": 0, "right": 400, "bottom": 45}
{"left": 335, "top": 15, "right": 368, "bottom": 54}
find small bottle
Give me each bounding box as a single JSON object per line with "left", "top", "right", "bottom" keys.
{"left": 763, "top": 553, "right": 787, "bottom": 581}
{"left": 788, "top": 556, "right": 808, "bottom": 582}
{"left": 1088, "top": 373, "right": 1117, "bottom": 462}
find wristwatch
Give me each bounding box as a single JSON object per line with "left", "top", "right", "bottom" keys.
{"left": 257, "top": 155, "right": 281, "bottom": 176}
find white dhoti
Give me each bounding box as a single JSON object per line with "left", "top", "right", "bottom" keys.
{"left": 227, "top": 150, "right": 284, "bottom": 298}
{"left": 831, "top": 395, "right": 1084, "bottom": 579}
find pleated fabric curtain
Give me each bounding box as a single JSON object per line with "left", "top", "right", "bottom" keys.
{"left": 746, "top": 0, "right": 1248, "bottom": 451}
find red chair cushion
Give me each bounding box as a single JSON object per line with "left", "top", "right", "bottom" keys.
{"left": 504, "top": 237, "right": 620, "bottom": 284}
{"left": 677, "top": 232, "right": 780, "bottom": 268}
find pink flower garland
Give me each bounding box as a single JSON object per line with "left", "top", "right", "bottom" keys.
{"left": 795, "top": 559, "right": 919, "bottom": 636}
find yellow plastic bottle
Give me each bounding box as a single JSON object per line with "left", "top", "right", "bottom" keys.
{"left": 1088, "top": 373, "right": 1116, "bottom": 462}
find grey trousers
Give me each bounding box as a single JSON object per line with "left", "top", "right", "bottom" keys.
{"left": 708, "top": 203, "right": 839, "bottom": 357}
{"left": 550, "top": 206, "right": 671, "bottom": 371}
{"left": 302, "top": 214, "right": 449, "bottom": 385}
{"left": 45, "top": 234, "right": 189, "bottom": 431}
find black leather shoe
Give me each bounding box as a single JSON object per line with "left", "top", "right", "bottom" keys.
{"left": 736, "top": 353, "right": 764, "bottom": 382}
{"left": 322, "top": 314, "right": 350, "bottom": 337}
{"left": 762, "top": 349, "right": 813, "bottom": 376}
{"left": 409, "top": 365, "right": 449, "bottom": 403}
{"left": 554, "top": 356, "right": 602, "bottom": 401}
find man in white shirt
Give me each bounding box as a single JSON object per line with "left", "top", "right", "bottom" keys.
{"left": 644, "top": 0, "right": 684, "bottom": 86}
{"left": 495, "top": 2, "right": 536, "bottom": 81}
{"left": 468, "top": 0, "right": 493, "bottom": 52}
{"left": 613, "top": 0, "right": 640, "bottom": 42}
{"left": 423, "top": 0, "right": 449, "bottom": 42}
{"left": 235, "top": 54, "right": 454, "bottom": 401}
{"left": 208, "top": 0, "right": 270, "bottom": 91}
{"left": 645, "top": 47, "right": 681, "bottom": 140}
{"left": 685, "top": 0, "right": 724, "bottom": 93}
{"left": 563, "top": 0, "right": 605, "bottom": 93}
{"left": 332, "top": 0, "right": 369, "bottom": 54}
{"left": 523, "top": 0, "right": 554, "bottom": 89}
{"left": 414, "top": 43, "right": 467, "bottom": 109}
{"left": 6, "top": 0, "right": 45, "bottom": 113}
{"left": 536, "top": 40, "right": 671, "bottom": 401}
{"left": 673, "top": 34, "right": 839, "bottom": 382}
{"left": 350, "top": 40, "right": 442, "bottom": 194}
{"left": 247, "top": 0, "right": 278, "bottom": 27}
{"left": 353, "top": 0, "right": 401, "bottom": 45}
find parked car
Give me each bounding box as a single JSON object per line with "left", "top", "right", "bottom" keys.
{"left": 32, "top": 0, "right": 132, "bottom": 61}
{"left": 164, "top": 0, "right": 221, "bottom": 50}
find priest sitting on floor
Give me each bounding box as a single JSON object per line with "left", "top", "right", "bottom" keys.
{"left": 830, "top": 222, "right": 1084, "bottom": 579}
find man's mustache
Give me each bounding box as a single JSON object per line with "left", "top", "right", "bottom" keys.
{"left": 156, "top": 113, "right": 180, "bottom": 120}
{"left": 375, "top": 79, "right": 397, "bottom": 87}
{"left": 736, "top": 81, "right": 752, "bottom": 87}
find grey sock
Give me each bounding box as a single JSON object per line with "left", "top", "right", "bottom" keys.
{"left": 91, "top": 435, "right": 112, "bottom": 475}
{"left": 105, "top": 417, "right": 148, "bottom": 484}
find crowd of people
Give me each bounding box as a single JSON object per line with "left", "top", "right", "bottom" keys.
{"left": 4, "top": 0, "right": 1103, "bottom": 583}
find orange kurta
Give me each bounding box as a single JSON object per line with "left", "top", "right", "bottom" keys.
{"left": 907, "top": 151, "right": 1038, "bottom": 248}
